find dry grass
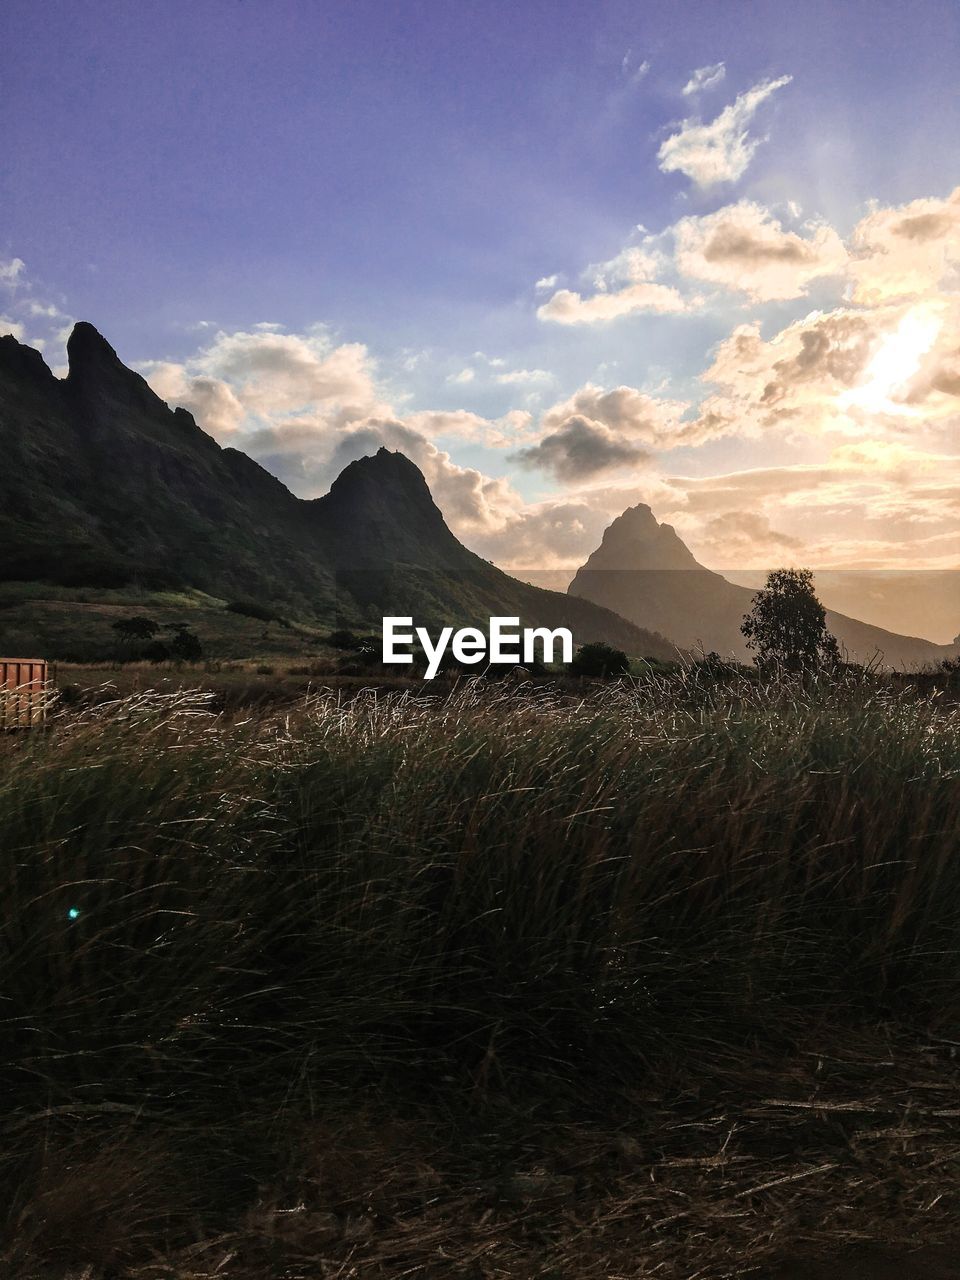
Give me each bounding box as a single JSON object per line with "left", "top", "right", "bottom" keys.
{"left": 2, "top": 671, "right": 960, "bottom": 1277}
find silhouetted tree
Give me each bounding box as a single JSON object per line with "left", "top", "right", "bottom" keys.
{"left": 741, "top": 568, "right": 840, "bottom": 670}
{"left": 112, "top": 616, "right": 160, "bottom": 642}
{"left": 168, "top": 624, "right": 203, "bottom": 661}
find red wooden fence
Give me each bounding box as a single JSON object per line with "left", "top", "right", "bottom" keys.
{"left": 1, "top": 659, "right": 51, "bottom": 729}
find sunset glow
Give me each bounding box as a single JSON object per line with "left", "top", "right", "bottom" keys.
{"left": 3, "top": 2, "right": 960, "bottom": 580}
{"left": 841, "top": 305, "right": 944, "bottom": 417}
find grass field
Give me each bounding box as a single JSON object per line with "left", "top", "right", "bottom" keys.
{"left": 2, "top": 670, "right": 960, "bottom": 1278}
{"left": 0, "top": 582, "right": 333, "bottom": 665}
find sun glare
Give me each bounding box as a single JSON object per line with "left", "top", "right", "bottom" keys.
{"left": 841, "top": 306, "right": 943, "bottom": 416}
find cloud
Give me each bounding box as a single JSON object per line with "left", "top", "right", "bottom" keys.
{"left": 0, "top": 258, "right": 74, "bottom": 352}
{"left": 674, "top": 291, "right": 960, "bottom": 449}
{"left": 514, "top": 383, "right": 691, "bottom": 480}
{"left": 695, "top": 511, "right": 803, "bottom": 564}
{"left": 682, "top": 62, "right": 726, "bottom": 96}
{"left": 534, "top": 274, "right": 559, "bottom": 291}
{"left": 588, "top": 245, "right": 660, "bottom": 291}
{"left": 0, "top": 257, "right": 25, "bottom": 286}
{"left": 444, "top": 358, "right": 552, "bottom": 389}
{"left": 474, "top": 496, "right": 615, "bottom": 571}
{"left": 540, "top": 384, "right": 688, "bottom": 441}
{"left": 673, "top": 201, "right": 847, "bottom": 301}
{"left": 494, "top": 367, "right": 553, "bottom": 386}
{"left": 658, "top": 75, "right": 792, "bottom": 186}
{"left": 659, "top": 445, "right": 960, "bottom": 573}
{"left": 515, "top": 415, "right": 652, "bottom": 480}
{"left": 142, "top": 325, "right": 389, "bottom": 444}
{"left": 192, "top": 327, "right": 384, "bottom": 419}
{"left": 405, "top": 407, "right": 533, "bottom": 448}
{"left": 141, "top": 360, "right": 247, "bottom": 436}
{"left": 537, "top": 280, "right": 691, "bottom": 324}
{"left": 617, "top": 50, "right": 651, "bottom": 91}
{"left": 537, "top": 241, "right": 694, "bottom": 324}
{"left": 849, "top": 185, "right": 960, "bottom": 303}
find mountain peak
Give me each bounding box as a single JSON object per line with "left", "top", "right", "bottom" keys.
{"left": 592, "top": 503, "right": 702, "bottom": 571}
{"left": 65, "top": 321, "right": 166, "bottom": 413}
{"left": 325, "top": 448, "right": 440, "bottom": 514}
{"left": 0, "top": 331, "right": 54, "bottom": 385}
{"left": 66, "top": 321, "right": 124, "bottom": 370}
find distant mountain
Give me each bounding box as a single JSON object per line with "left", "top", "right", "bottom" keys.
{"left": 725, "top": 568, "right": 960, "bottom": 648}
{"left": 569, "top": 504, "right": 959, "bottom": 669}
{"left": 0, "top": 323, "right": 676, "bottom": 659}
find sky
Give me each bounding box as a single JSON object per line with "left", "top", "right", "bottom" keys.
{"left": 3, "top": 0, "right": 960, "bottom": 584}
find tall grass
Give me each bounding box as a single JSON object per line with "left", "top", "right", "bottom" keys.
{"left": 2, "top": 671, "right": 959, "bottom": 1271}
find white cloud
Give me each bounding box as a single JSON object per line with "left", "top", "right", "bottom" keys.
{"left": 658, "top": 75, "right": 792, "bottom": 186}
{"left": 849, "top": 185, "right": 960, "bottom": 304}
{"left": 537, "top": 280, "right": 691, "bottom": 324}
{"left": 0, "top": 257, "right": 25, "bottom": 286}
{"left": 679, "top": 293, "right": 960, "bottom": 449}
{"left": 494, "top": 367, "right": 553, "bottom": 386}
{"left": 447, "top": 367, "right": 475, "bottom": 384}
{"left": 141, "top": 360, "right": 247, "bottom": 436}
{"left": 673, "top": 201, "right": 848, "bottom": 301}
{"left": 0, "top": 316, "right": 25, "bottom": 340}
{"left": 682, "top": 62, "right": 726, "bottom": 96}
{"left": 588, "top": 244, "right": 660, "bottom": 290}
{"left": 534, "top": 274, "right": 559, "bottom": 291}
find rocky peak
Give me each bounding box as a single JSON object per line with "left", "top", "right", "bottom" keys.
{"left": 0, "top": 332, "right": 55, "bottom": 386}
{"left": 323, "top": 448, "right": 443, "bottom": 524}
{"left": 590, "top": 503, "right": 702, "bottom": 571}
{"left": 65, "top": 321, "right": 166, "bottom": 413}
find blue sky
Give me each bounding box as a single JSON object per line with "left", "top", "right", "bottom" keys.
{"left": 3, "top": 0, "right": 960, "bottom": 583}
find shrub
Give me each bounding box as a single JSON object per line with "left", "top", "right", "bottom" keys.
{"left": 225, "top": 600, "right": 281, "bottom": 624}
{"left": 570, "top": 641, "right": 630, "bottom": 678}
{"left": 168, "top": 626, "right": 202, "bottom": 661}
{"left": 326, "top": 629, "right": 362, "bottom": 650}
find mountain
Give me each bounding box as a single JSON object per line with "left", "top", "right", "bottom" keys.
{"left": 0, "top": 323, "right": 675, "bottom": 660}
{"left": 569, "top": 504, "right": 959, "bottom": 669}
{"left": 724, "top": 568, "right": 960, "bottom": 648}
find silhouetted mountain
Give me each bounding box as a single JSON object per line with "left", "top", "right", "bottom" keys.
{"left": 570, "top": 504, "right": 959, "bottom": 668}
{"left": 0, "top": 324, "right": 676, "bottom": 658}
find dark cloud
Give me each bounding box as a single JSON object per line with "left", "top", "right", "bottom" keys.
{"left": 514, "top": 415, "right": 650, "bottom": 481}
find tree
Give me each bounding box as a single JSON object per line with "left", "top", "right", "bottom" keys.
{"left": 740, "top": 568, "right": 840, "bottom": 670}
{"left": 570, "top": 641, "right": 630, "bottom": 678}
{"left": 112, "top": 615, "right": 160, "bottom": 642}
{"left": 167, "top": 624, "right": 203, "bottom": 661}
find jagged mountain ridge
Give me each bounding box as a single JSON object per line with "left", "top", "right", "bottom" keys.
{"left": 569, "top": 503, "right": 959, "bottom": 668}
{"left": 0, "top": 323, "right": 676, "bottom": 658}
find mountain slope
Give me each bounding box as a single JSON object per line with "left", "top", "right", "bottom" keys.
{"left": 0, "top": 324, "right": 675, "bottom": 659}
{"left": 569, "top": 504, "right": 959, "bottom": 669}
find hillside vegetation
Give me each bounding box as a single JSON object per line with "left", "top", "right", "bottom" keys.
{"left": 2, "top": 672, "right": 960, "bottom": 1277}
